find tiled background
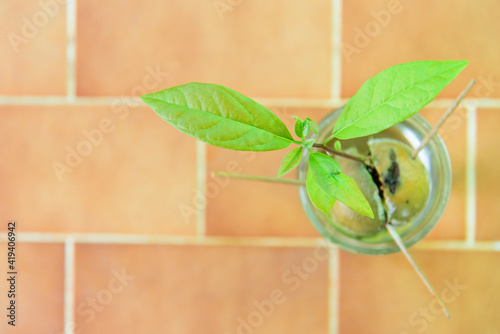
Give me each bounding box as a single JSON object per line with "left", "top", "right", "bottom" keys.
{"left": 1, "top": 0, "right": 499, "bottom": 333}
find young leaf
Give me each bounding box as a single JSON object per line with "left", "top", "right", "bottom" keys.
{"left": 302, "top": 121, "right": 310, "bottom": 138}
{"left": 330, "top": 60, "right": 468, "bottom": 140}
{"left": 306, "top": 168, "right": 336, "bottom": 214}
{"left": 334, "top": 140, "right": 342, "bottom": 151}
{"left": 308, "top": 152, "right": 374, "bottom": 218}
{"left": 141, "top": 83, "right": 295, "bottom": 151}
{"left": 303, "top": 138, "right": 315, "bottom": 149}
{"left": 277, "top": 147, "right": 303, "bottom": 177}
{"left": 292, "top": 116, "right": 312, "bottom": 139}
{"left": 305, "top": 118, "right": 319, "bottom": 134}
{"left": 292, "top": 116, "right": 305, "bottom": 139}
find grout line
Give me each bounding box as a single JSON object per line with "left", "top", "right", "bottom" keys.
{"left": 1, "top": 233, "right": 499, "bottom": 250}
{"left": 0, "top": 96, "right": 339, "bottom": 108}
{"left": 196, "top": 141, "right": 207, "bottom": 237}
{"left": 474, "top": 98, "right": 500, "bottom": 108}
{"left": 413, "top": 240, "right": 500, "bottom": 251}
{"left": 465, "top": 104, "right": 477, "bottom": 246}
{"left": 66, "top": 0, "right": 77, "bottom": 101}
{"left": 64, "top": 238, "right": 75, "bottom": 334}
{"left": 64, "top": 2, "right": 76, "bottom": 332}
{"left": 4, "top": 96, "right": 500, "bottom": 109}
{"left": 0, "top": 96, "right": 69, "bottom": 106}
{"left": 330, "top": 0, "right": 343, "bottom": 100}
{"left": 256, "top": 97, "right": 344, "bottom": 108}
{"left": 330, "top": 1, "right": 342, "bottom": 330}
{"left": 328, "top": 246, "right": 340, "bottom": 334}
{"left": 2, "top": 233, "right": 322, "bottom": 247}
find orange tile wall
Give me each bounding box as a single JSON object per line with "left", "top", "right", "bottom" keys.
{"left": 1, "top": 0, "right": 499, "bottom": 333}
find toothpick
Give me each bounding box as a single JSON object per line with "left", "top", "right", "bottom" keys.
{"left": 213, "top": 171, "right": 306, "bottom": 186}
{"left": 411, "top": 79, "right": 476, "bottom": 159}
{"left": 385, "top": 223, "right": 451, "bottom": 319}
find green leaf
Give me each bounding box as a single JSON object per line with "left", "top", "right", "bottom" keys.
{"left": 141, "top": 83, "right": 295, "bottom": 151}
{"left": 303, "top": 138, "right": 315, "bottom": 149}
{"left": 305, "top": 118, "right": 319, "bottom": 134}
{"left": 277, "top": 147, "right": 303, "bottom": 177}
{"left": 331, "top": 60, "right": 468, "bottom": 140}
{"left": 308, "top": 152, "right": 374, "bottom": 218}
{"left": 292, "top": 115, "right": 313, "bottom": 139}
{"left": 306, "top": 168, "right": 336, "bottom": 214}
{"left": 293, "top": 116, "right": 318, "bottom": 139}
{"left": 302, "top": 122, "right": 310, "bottom": 138}
{"left": 309, "top": 152, "right": 342, "bottom": 174}
{"left": 334, "top": 140, "right": 342, "bottom": 151}
{"left": 292, "top": 116, "right": 305, "bottom": 139}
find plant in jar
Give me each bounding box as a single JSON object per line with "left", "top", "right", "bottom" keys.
{"left": 141, "top": 60, "right": 470, "bottom": 317}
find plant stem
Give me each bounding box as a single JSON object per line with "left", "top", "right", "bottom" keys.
{"left": 312, "top": 143, "right": 373, "bottom": 168}
{"left": 321, "top": 133, "right": 336, "bottom": 145}
{"left": 385, "top": 223, "right": 451, "bottom": 319}
{"left": 411, "top": 79, "right": 476, "bottom": 158}
{"left": 213, "top": 171, "right": 306, "bottom": 186}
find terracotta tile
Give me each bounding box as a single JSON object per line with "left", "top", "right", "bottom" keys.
{"left": 0, "top": 106, "right": 197, "bottom": 235}
{"left": 476, "top": 109, "right": 500, "bottom": 240}
{"left": 0, "top": 0, "right": 66, "bottom": 95}
{"left": 75, "top": 244, "right": 329, "bottom": 334}
{"left": 342, "top": 0, "right": 500, "bottom": 98}
{"left": 339, "top": 249, "right": 500, "bottom": 333}
{"left": 419, "top": 108, "right": 467, "bottom": 240}
{"left": 0, "top": 241, "right": 64, "bottom": 333}
{"left": 77, "top": 0, "right": 332, "bottom": 98}
{"left": 206, "top": 108, "right": 331, "bottom": 237}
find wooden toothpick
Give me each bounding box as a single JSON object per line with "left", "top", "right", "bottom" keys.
{"left": 411, "top": 79, "right": 476, "bottom": 159}
{"left": 213, "top": 171, "right": 306, "bottom": 186}
{"left": 386, "top": 223, "right": 451, "bottom": 318}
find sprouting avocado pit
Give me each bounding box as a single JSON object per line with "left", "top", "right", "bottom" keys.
{"left": 328, "top": 138, "right": 430, "bottom": 236}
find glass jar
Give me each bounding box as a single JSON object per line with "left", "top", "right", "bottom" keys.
{"left": 297, "top": 107, "right": 452, "bottom": 255}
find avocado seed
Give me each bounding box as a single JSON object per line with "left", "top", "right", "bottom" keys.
{"left": 330, "top": 148, "right": 386, "bottom": 236}
{"left": 368, "top": 138, "right": 430, "bottom": 226}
